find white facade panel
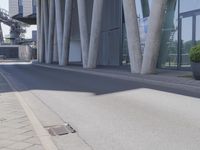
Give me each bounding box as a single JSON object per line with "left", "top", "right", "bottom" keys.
{"left": 9, "top": 0, "right": 19, "bottom": 17}
{"left": 23, "top": 0, "right": 33, "bottom": 17}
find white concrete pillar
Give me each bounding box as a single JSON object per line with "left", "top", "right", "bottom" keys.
{"left": 53, "top": 23, "right": 58, "bottom": 63}
{"left": 39, "top": 0, "right": 45, "bottom": 63}
{"left": 36, "top": 0, "right": 41, "bottom": 62}
{"left": 42, "top": 0, "right": 49, "bottom": 63}
{"left": 141, "top": 0, "right": 167, "bottom": 74}
{"left": 55, "top": 0, "right": 63, "bottom": 65}
{"left": 87, "top": 0, "right": 104, "bottom": 69}
{"left": 123, "top": 0, "right": 142, "bottom": 73}
{"left": 47, "top": 0, "right": 55, "bottom": 64}
{"left": 77, "top": 0, "right": 89, "bottom": 68}
{"left": 60, "top": 0, "right": 73, "bottom": 66}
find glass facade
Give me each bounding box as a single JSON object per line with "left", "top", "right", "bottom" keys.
{"left": 179, "top": 0, "right": 200, "bottom": 69}
{"left": 196, "top": 16, "right": 200, "bottom": 45}
{"left": 158, "top": 0, "right": 178, "bottom": 68}
{"left": 180, "top": 17, "right": 193, "bottom": 67}
{"left": 121, "top": 22, "right": 129, "bottom": 65}
{"left": 122, "top": 0, "right": 151, "bottom": 65}
{"left": 159, "top": 0, "right": 200, "bottom": 69}
{"left": 122, "top": 0, "right": 200, "bottom": 70}
{"left": 180, "top": 0, "right": 200, "bottom": 13}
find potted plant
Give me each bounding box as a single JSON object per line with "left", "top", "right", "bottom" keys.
{"left": 189, "top": 44, "right": 200, "bottom": 80}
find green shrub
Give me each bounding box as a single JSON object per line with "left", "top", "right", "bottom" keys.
{"left": 189, "top": 44, "right": 200, "bottom": 62}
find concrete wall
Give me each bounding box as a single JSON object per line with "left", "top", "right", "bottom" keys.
{"left": 9, "top": 0, "right": 19, "bottom": 17}
{"left": 0, "top": 45, "right": 32, "bottom": 61}
{"left": 9, "top": 0, "right": 36, "bottom": 24}
{"left": 68, "top": 0, "right": 122, "bottom": 65}
{"left": 23, "top": 0, "right": 33, "bottom": 17}
{"left": 0, "top": 46, "right": 18, "bottom": 58}
{"left": 18, "top": 45, "right": 32, "bottom": 61}
{"left": 32, "top": 30, "right": 37, "bottom": 42}
{"left": 99, "top": 0, "right": 122, "bottom": 66}
{"left": 69, "top": 0, "right": 82, "bottom": 62}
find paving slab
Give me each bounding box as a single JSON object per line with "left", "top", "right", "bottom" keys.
{"left": 0, "top": 64, "right": 93, "bottom": 150}
{"left": 0, "top": 74, "right": 44, "bottom": 150}
{"left": 2, "top": 62, "right": 200, "bottom": 150}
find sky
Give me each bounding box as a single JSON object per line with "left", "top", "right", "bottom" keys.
{"left": 0, "top": 0, "right": 36, "bottom": 39}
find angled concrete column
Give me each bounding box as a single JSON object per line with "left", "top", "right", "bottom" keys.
{"left": 39, "top": 0, "right": 45, "bottom": 63}
{"left": 123, "top": 0, "right": 142, "bottom": 73}
{"left": 42, "top": 0, "right": 49, "bottom": 63}
{"left": 47, "top": 0, "right": 55, "bottom": 64}
{"left": 141, "top": 0, "right": 167, "bottom": 74}
{"left": 36, "top": 0, "right": 41, "bottom": 62}
{"left": 55, "top": 0, "right": 63, "bottom": 65}
{"left": 77, "top": 0, "right": 89, "bottom": 68}
{"left": 53, "top": 23, "right": 58, "bottom": 63}
{"left": 87, "top": 0, "right": 104, "bottom": 69}
{"left": 61, "top": 0, "right": 73, "bottom": 66}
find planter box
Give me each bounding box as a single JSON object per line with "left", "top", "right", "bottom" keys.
{"left": 191, "top": 62, "right": 200, "bottom": 80}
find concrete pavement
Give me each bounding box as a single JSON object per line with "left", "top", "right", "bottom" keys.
{"left": 0, "top": 73, "right": 44, "bottom": 150}
{"left": 35, "top": 63, "right": 200, "bottom": 97}
{"left": 0, "top": 63, "right": 93, "bottom": 150}
{"left": 1, "top": 63, "right": 200, "bottom": 150}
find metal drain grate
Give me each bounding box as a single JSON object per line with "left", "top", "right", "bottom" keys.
{"left": 47, "top": 124, "right": 76, "bottom": 136}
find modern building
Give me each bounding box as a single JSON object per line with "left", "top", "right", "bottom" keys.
{"left": 9, "top": 0, "right": 36, "bottom": 24}
{"left": 36, "top": 0, "right": 200, "bottom": 73}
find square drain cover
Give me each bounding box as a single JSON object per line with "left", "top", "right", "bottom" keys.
{"left": 47, "top": 124, "right": 76, "bottom": 136}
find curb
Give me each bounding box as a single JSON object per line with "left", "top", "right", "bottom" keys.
{"left": 0, "top": 72, "right": 58, "bottom": 150}
{"left": 34, "top": 63, "right": 200, "bottom": 94}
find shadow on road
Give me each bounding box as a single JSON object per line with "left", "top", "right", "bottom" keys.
{"left": 0, "top": 63, "right": 200, "bottom": 98}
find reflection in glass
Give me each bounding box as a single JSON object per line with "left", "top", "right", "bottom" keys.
{"left": 135, "top": 0, "right": 152, "bottom": 18}
{"left": 180, "top": 0, "right": 200, "bottom": 13}
{"left": 196, "top": 15, "right": 200, "bottom": 45}
{"left": 158, "top": 0, "right": 178, "bottom": 68}
{"left": 122, "top": 23, "right": 130, "bottom": 65}
{"left": 122, "top": 0, "right": 152, "bottom": 65}
{"left": 140, "top": 0, "right": 150, "bottom": 18}
{"left": 181, "top": 17, "right": 193, "bottom": 67}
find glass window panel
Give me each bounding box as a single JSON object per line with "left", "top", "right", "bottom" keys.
{"left": 158, "top": 0, "right": 178, "bottom": 68}
{"left": 122, "top": 0, "right": 151, "bottom": 65}
{"left": 135, "top": 0, "right": 152, "bottom": 18}
{"left": 136, "top": 0, "right": 143, "bottom": 18}
{"left": 196, "top": 15, "right": 200, "bottom": 45}
{"left": 180, "top": 0, "right": 200, "bottom": 13}
{"left": 122, "top": 24, "right": 130, "bottom": 65}
{"left": 181, "top": 17, "right": 193, "bottom": 67}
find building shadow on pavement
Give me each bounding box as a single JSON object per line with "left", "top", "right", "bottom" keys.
{"left": 0, "top": 63, "right": 200, "bottom": 98}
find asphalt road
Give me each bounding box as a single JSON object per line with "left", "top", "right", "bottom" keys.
{"left": 1, "top": 63, "right": 200, "bottom": 150}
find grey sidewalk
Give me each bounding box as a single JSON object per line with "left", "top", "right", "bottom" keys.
{"left": 34, "top": 63, "right": 200, "bottom": 96}
{"left": 0, "top": 74, "right": 44, "bottom": 150}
